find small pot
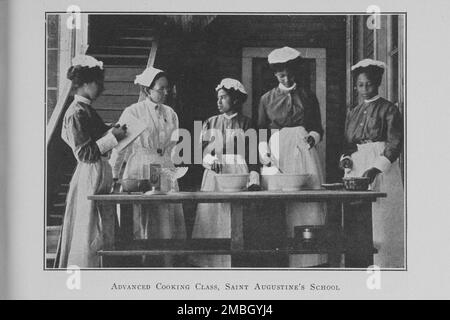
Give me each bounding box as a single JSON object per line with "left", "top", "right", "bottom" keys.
{"left": 120, "top": 179, "right": 150, "bottom": 193}
{"left": 215, "top": 173, "right": 249, "bottom": 192}
{"left": 294, "top": 225, "right": 324, "bottom": 241}
{"left": 293, "top": 226, "right": 325, "bottom": 250}
{"left": 342, "top": 177, "right": 371, "bottom": 191}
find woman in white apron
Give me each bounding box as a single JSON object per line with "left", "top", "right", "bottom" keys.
{"left": 340, "top": 59, "right": 404, "bottom": 268}
{"left": 109, "top": 67, "right": 186, "bottom": 266}
{"left": 258, "top": 47, "right": 327, "bottom": 267}
{"left": 58, "top": 55, "right": 127, "bottom": 268}
{"left": 191, "top": 78, "right": 259, "bottom": 267}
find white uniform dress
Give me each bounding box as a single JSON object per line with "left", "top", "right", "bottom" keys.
{"left": 110, "top": 98, "right": 186, "bottom": 242}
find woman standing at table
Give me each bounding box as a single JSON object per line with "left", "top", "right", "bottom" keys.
{"left": 340, "top": 59, "right": 404, "bottom": 268}
{"left": 58, "top": 55, "right": 127, "bottom": 268}
{"left": 109, "top": 67, "right": 186, "bottom": 266}
{"left": 257, "top": 47, "right": 327, "bottom": 267}
{"left": 191, "top": 78, "right": 260, "bottom": 267}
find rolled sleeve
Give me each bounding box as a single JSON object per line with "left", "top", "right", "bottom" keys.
{"left": 202, "top": 153, "right": 219, "bottom": 170}
{"left": 309, "top": 131, "right": 321, "bottom": 145}
{"left": 96, "top": 131, "right": 118, "bottom": 155}
{"left": 340, "top": 154, "right": 352, "bottom": 162}
{"left": 383, "top": 105, "right": 403, "bottom": 162}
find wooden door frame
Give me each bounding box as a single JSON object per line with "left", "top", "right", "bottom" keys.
{"left": 241, "top": 47, "right": 327, "bottom": 172}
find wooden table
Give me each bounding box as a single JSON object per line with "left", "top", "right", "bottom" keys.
{"left": 89, "top": 190, "right": 386, "bottom": 268}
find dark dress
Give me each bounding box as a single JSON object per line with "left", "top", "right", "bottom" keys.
{"left": 342, "top": 96, "right": 404, "bottom": 267}
{"left": 256, "top": 84, "right": 327, "bottom": 267}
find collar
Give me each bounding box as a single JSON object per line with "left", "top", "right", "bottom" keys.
{"left": 278, "top": 82, "right": 297, "bottom": 93}
{"left": 145, "top": 97, "right": 163, "bottom": 110}
{"left": 364, "top": 95, "right": 380, "bottom": 103}
{"left": 74, "top": 94, "right": 91, "bottom": 105}
{"left": 223, "top": 113, "right": 238, "bottom": 120}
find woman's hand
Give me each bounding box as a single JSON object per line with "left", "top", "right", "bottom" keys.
{"left": 110, "top": 178, "right": 121, "bottom": 193}
{"left": 305, "top": 135, "right": 315, "bottom": 148}
{"left": 258, "top": 141, "right": 272, "bottom": 166}
{"left": 211, "top": 160, "right": 222, "bottom": 174}
{"left": 362, "top": 167, "right": 381, "bottom": 183}
{"left": 112, "top": 123, "right": 127, "bottom": 141}
{"left": 260, "top": 152, "right": 272, "bottom": 166}
{"left": 247, "top": 171, "right": 261, "bottom": 191}
{"left": 339, "top": 157, "right": 353, "bottom": 170}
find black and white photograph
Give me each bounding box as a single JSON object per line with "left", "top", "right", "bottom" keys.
{"left": 45, "top": 12, "right": 405, "bottom": 270}
{"left": 2, "top": 0, "right": 450, "bottom": 301}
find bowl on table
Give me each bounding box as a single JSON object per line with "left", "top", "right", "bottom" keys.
{"left": 279, "top": 174, "right": 311, "bottom": 191}
{"left": 261, "top": 174, "right": 310, "bottom": 191}
{"left": 260, "top": 174, "right": 281, "bottom": 191}
{"left": 321, "top": 183, "right": 345, "bottom": 190}
{"left": 215, "top": 173, "right": 249, "bottom": 192}
{"left": 120, "top": 179, "right": 150, "bottom": 193}
{"left": 342, "top": 177, "right": 371, "bottom": 191}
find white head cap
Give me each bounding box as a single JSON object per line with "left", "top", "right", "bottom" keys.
{"left": 72, "top": 54, "right": 103, "bottom": 69}
{"left": 351, "top": 59, "right": 386, "bottom": 71}
{"left": 134, "top": 66, "right": 165, "bottom": 87}
{"left": 268, "top": 46, "right": 301, "bottom": 64}
{"left": 71, "top": 55, "right": 104, "bottom": 69}
{"left": 215, "top": 78, "right": 247, "bottom": 95}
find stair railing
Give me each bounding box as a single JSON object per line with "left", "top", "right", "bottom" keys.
{"left": 138, "top": 38, "right": 159, "bottom": 102}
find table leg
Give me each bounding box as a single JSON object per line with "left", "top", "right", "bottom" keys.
{"left": 119, "top": 204, "right": 134, "bottom": 243}
{"left": 100, "top": 202, "right": 116, "bottom": 249}
{"left": 230, "top": 202, "right": 244, "bottom": 267}
{"left": 343, "top": 201, "right": 374, "bottom": 268}
{"left": 325, "top": 201, "right": 344, "bottom": 268}
{"left": 99, "top": 202, "right": 116, "bottom": 267}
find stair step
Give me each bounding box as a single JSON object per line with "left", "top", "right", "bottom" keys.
{"left": 119, "top": 36, "right": 155, "bottom": 42}
{"left": 104, "top": 29, "right": 156, "bottom": 41}
{"left": 91, "top": 55, "right": 149, "bottom": 66}
{"left": 98, "top": 38, "right": 155, "bottom": 48}
{"left": 89, "top": 31, "right": 155, "bottom": 47}
{"left": 94, "top": 56, "right": 148, "bottom": 67}
{"left": 53, "top": 203, "right": 66, "bottom": 208}
{"left": 103, "top": 82, "right": 140, "bottom": 96}
{"left": 96, "top": 110, "right": 124, "bottom": 124}
{"left": 89, "top": 46, "right": 151, "bottom": 56}
{"left": 104, "top": 66, "right": 146, "bottom": 81}
{"left": 120, "top": 26, "right": 157, "bottom": 33}
{"left": 92, "top": 53, "right": 149, "bottom": 59}
{"left": 46, "top": 225, "right": 61, "bottom": 253}
{"left": 93, "top": 95, "right": 139, "bottom": 110}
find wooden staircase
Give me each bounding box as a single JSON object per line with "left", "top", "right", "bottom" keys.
{"left": 46, "top": 15, "right": 159, "bottom": 267}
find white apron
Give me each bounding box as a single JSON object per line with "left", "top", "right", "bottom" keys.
{"left": 270, "top": 126, "right": 327, "bottom": 267}
{"left": 112, "top": 100, "right": 186, "bottom": 244}
{"left": 345, "top": 142, "right": 405, "bottom": 268}
{"left": 59, "top": 157, "right": 116, "bottom": 268}
{"left": 191, "top": 154, "right": 249, "bottom": 267}
{"left": 124, "top": 148, "right": 186, "bottom": 241}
